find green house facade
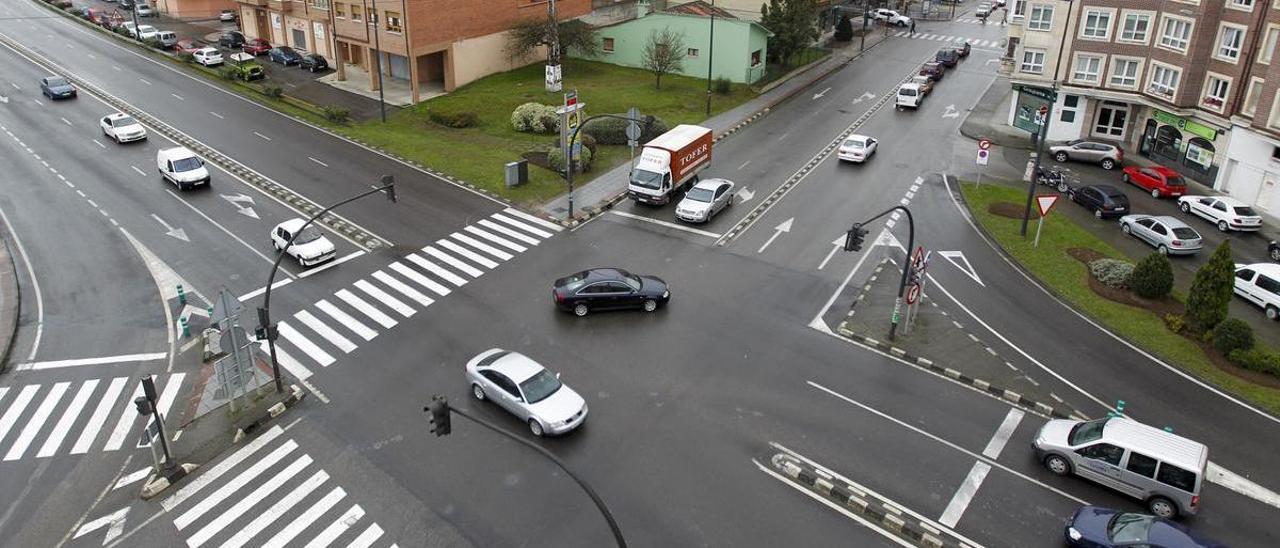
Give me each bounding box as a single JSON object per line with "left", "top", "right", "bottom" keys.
{"left": 579, "top": 1, "right": 771, "bottom": 84}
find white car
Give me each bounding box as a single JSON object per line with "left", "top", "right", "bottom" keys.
{"left": 136, "top": 4, "right": 154, "bottom": 17}
{"left": 1177, "top": 195, "right": 1263, "bottom": 232}
{"left": 192, "top": 47, "right": 223, "bottom": 66}
{"left": 122, "top": 22, "right": 137, "bottom": 37}
{"left": 271, "top": 219, "right": 336, "bottom": 267}
{"left": 100, "top": 113, "right": 147, "bottom": 143}
{"left": 156, "top": 147, "right": 209, "bottom": 190}
{"left": 136, "top": 25, "right": 159, "bottom": 41}
{"left": 465, "top": 349, "right": 588, "bottom": 437}
{"left": 1234, "top": 263, "right": 1280, "bottom": 320}
{"left": 873, "top": 9, "right": 912, "bottom": 26}
{"left": 676, "top": 178, "right": 734, "bottom": 223}
{"left": 219, "top": 9, "right": 237, "bottom": 22}
{"left": 838, "top": 134, "right": 878, "bottom": 162}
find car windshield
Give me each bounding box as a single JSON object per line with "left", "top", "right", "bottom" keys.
{"left": 1106, "top": 513, "right": 1154, "bottom": 543}
{"left": 900, "top": 88, "right": 917, "bottom": 96}
{"left": 1067, "top": 418, "right": 1107, "bottom": 445}
{"left": 1234, "top": 206, "right": 1258, "bottom": 216}
{"left": 47, "top": 77, "right": 69, "bottom": 87}
{"left": 1172, "top": 227, "right": 1199, "bottom": 239}
{"left": 685, "top": 187, "right": 714, "bottom": 202}
{"left": 519, "top": 370, "right": 562, "bottom": 404}
{"left": 623, "top": 274, "right": 642, "bottom": 291}
{"left": 631, "top": 169, "right": 664, "bottom": 190}
{"left": 1166, "top": 175, "right": 1186, "bottom": 187}
{"left": 293, "top": 226, "right": 324, "bottom": 244}
{"left": 115, "top": 116, "right": 138, "bottom": 127}
{"left": 844, "top": 139, "right": 865, "bottom": 149}
{"left": 172, "top": 157, "right": 203, "bottom": 172}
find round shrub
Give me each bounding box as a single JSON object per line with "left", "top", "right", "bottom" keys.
{"left": 582, "top": 114, "right": 669, "bottom": 145}
{"left": 1088, "top": 258, "right": 1134, "bottom": 289}
{"left": 1129, "top": 252, "right": 1174, "bottom": 298}
{"left": 1212, "top": 318, "right": 1254, "bottom": 356}
{"left": 581, "top": 133, "right": 598, "bottom": 158}
{"left": 322, "top": 105, "right": 351, "bottom": 124}
{"left": 714, "top": 77, "right": 732, "bottom": 95}
{"left": 547, "top": 146, "right": 593, "bottom": 173}
{"left": 511, "top": 102, "right": 558, "bottom": 133}
{"left": 262, "top": 86, "right": 284, "bottom": 98}
{"left": 1228, "top": 347, "right": 1280, "bottom": 377}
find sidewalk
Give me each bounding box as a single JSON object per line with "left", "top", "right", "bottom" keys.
{"left": 537, "top": 31, "right": 893, "bottom": 220}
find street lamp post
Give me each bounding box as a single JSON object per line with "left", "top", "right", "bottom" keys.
{"left": 258, "top": 177, "right": 397, "bottom": 392}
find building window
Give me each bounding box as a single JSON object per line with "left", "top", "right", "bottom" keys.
{"left": 1269, "top": 94, "right": 1280, "bottom": 129}
{"left": 1216, "top": 24, "right": 1245, "bottom": 62}
{"left": 1229, "top": 0, "right": 1254, "bottom": 10}
{"left": 687, "top": 48, "right": 699, "bottom": 58}
{"left": 1244, "top": 77, "right": 1265, "bottom": 116}
{"left": 1148, "top": 63, "right": 1181, "bottom": 98}
{"left": 1094, "top": 102, "right": 1128, "bottom": 138}
{"left": 1158, "top": 16, "right": 1192, "bottom": 52}
{"left": 384, "top": 10, "right": 402, "bottom": 32}
{"left": 1081, "top": 9, "right": 1113, "bottom": 40}
{"left": 602, "top": 37, "right": 614, "bottom": 53}
{"left": 1013, "top": 0, "right": 1026, "bottom": 17}
{"left": 751, "top": 49, "right": 762, "bottom": 67}
{"left": 312, "top": 0, "right": 331, "bottom": 9}
{"left": 1202, "top": 74, "right": 1230, "bottom": 112}
{"left": 1109, "top": 58, "right": 1141, "bottom": 89}
{"left": 1021, "top": 49, "right": 1046, "bottom": 73}
{"left": 350, "top": 4, "right": 363, "bottom": 21}
{"left": 1119, "top": 12, "right": 1151, "bottom": 43}
{"left": 1260, "top": 26, "right": 1280, "bottom": 64}
{"left": 1071, "top": 54, "right": 1102, "bottom": 83}
{"left": 1028, "top": 5, "right": 1054, "bottom": 31}
{"left": 334, "top": 2, "right": 345, "bottom": 18}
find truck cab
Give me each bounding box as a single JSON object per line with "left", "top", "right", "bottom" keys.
{"left": 628, "top": 125, "right": 713, "bottom": 205}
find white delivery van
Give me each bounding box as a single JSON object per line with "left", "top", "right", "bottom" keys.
{"left": 156, "top": 147, "right": 210, "bottom": 190}
{"left": 896, "top": 83, "right": 923, "bottom": 109}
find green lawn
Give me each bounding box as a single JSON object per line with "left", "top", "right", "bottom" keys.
{"left": 341, "top": 59, "right": 758, "bottom": 207}
{"left": 961, "top": 183, "right": 1280, "bottom": 415}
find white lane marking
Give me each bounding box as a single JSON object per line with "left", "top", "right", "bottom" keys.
{"left": 18, "top": 352, "right": 167, "bottom": 371}
{"left": 93, "top": 139, "right": 106, "bottom": 148}
{"left": 102, "top": 381, "right": 145, "bottom": 451}
{"left": 72, "top": 507, "right": 129, "bottom": 543}
{"left": 465, "top": 225, "right": 526, "bottom": 253}
{"left": 277, "top": 322, "right": 336, "bottom": 367}
{"left": 738, "top": 160, "right": 751, "bottom": 170}
{"left": 335, "top": 289, "right": 397, "bottom": 328}
{"left": 491, "top": 213, "right": 554, "bottom": 239}
{"left": 237, "top": 278, "right": 294, "bottom": 302}
{"left": 185, "top": 454, "right": 313, "bottom": 547}
{"left": 170, "top": 93, "right": 184, "bottom": 101}
{"left": 70, "top": 377, "right": 128, "bottom": 454}
{"left": 315, "top": 299, "right": 377, "bottom": 341}
{"left": 4, "top": 382, "right": 70, "bottom": 460}
{"left": 983, "top": 408, "right": 1024, "bottom": 459}
{"left": 166, "top": 189, "right": 297, "bottom": 278}
{"left": 308, "top": 156, "right": 328, "bottom": 167}
{"left": 113, "top": 467, "right": 153, "bottom": 490}
{"left": 503, "top": 207, "right": 562, "bottom": 231}
{"left": 8, "top": 83, "right": 18, "bottom": 90}
{"left": 131, "top": 165, "right": 146, "bottom": 177}
{"left": 1206, "top": 462, "right": 1280, "bottom": 510}
{"left": 478, "top": 218, "right": 540, "bottom": 245}
{"left": 296, "top": 250, "right": 366, "bottom": 279}
{"left": 390, "top": 261, "right": 450, "bottom": 296}
{"left": 373, "top": 270, "right": 435, "bottom": 308}
{"left": 437, "top": 239, "right": 499, "bottom": 269}
{"left": 61, "top": 117, "right": 72, "bottom": 126}
{"left": 162, "top": 425, "right": 286, "bottom": 512}
{"left": 0, "top": 205, "right": 43, "bottom": 361}
{"left": 220, "top": 469, "right": 329, "bottom": 548}
{"left": 173, "top": 440, "right": 299, "bottom": 529}
{"left": 138, "top": 78, "right": 151, "bottom": 85}
{"left": 271, "top": 345, "right": 315, "bottom": 380}
{"left": 348, "top": 523, "right": 384, "bottom": 548}
{"left": 609, "top": 210, "right": 723, "bottom": 239}
{"left": 154, "top": 373, "right": 185, "bottom": 419}
{"left": 112, "top": 65, "right": 121, "bottom": 71}
{"left": 0, "top": 385, "right": 32, "bottom": 444}
{"left": 261, "top": 486, "right": 346, "bottom": 548}
{"left": 37, "top": 379, "right": 98, "bottom": 458}
{"left": 939, "top": 462, "right": 991, "bottom": 528}
{"left": 305, "top": 505, "right": 365, "bottom": 548}
{"left": 294, "top": 310, "right": 357, "bottom": 353}
{"left": 451, "top": 232, "right": 513, "bottom": 261}
{"left": 808, "top": 228, "right": 889, "bottom": 332}
{"left": 405, "top": 253, "right": 468, "bottom": 287}
{"left": 209, "top": 111, "right": 224, "bottom": 119}
{"left": 752, "top": 459, "right": 914, "bottom": 548}
{"left": 253, "top": 131, "right": 272, "bottom": 141}
{"left": 33, "top": 98, "right": 43, "bottom": 106}
{"left": 423, "top": 246, "right": 483, "bottom": 278}
{"left": 354, "top": 279, "right": 415, "bottom": 318}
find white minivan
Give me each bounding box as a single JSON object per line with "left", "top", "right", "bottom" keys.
{"left": 896, "top": 83, "right": 923, "bottom": 109}
{"left": 1234, "top": 263, "right": 1280, "bottom": 319}
{"left": 156, "top": 147, "right": 210, "bottom": 190}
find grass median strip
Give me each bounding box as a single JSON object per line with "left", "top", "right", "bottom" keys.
{"left": 960, "top": 182, "right": 1280, "bottom": 415}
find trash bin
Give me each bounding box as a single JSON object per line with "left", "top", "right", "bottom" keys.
{"left": 505, "top": 159, "right": 529, "bottom": 188}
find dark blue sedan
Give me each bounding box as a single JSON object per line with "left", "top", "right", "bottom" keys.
{"left": 268, "top": 46, "right": 302, "bottom": 66}
{"left": 40, "top": 76, "right": 76, "bottom": 99}
{"left": 1065, "top": 506, "right": 1223, "bottom": 548}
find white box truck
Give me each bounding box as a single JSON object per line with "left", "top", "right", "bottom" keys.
{"left": 628, "top": 124, "right": 714, "bottom": 205}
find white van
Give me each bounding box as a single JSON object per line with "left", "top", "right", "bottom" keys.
{"left": 156, "top": 31, "right": 178, "bottom": 49}
{"left": 896, "top": 83, "right": 923, "bottom": 109}
{"left": 156, "top": 147, "right": 210, "bottom": 190}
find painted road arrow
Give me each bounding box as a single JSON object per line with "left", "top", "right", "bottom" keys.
{"left": 220, "top": 193, "right": 259, "bottom": 219}
{"left": 938, "top": 251, "right": 984, "bottom": 286}
{"left": 812, "top": 87, "right": 832, "bottom": 100}
{"left": 736, "top": 187, "right": 755, "bottom": 203}
{"left": 851, "top": 92, "right": 875, "bottom": 104}
{"left": 73, "top": 507, "right": 128, "bottom": 545}
{"left": 757, "top": 217, "right": 793, "bottom": 254}
{"left": 151, "top": 214, "right": 189, "bottom": 242}
{"left": 0, "top": 94, "right": 8, "bottom": 104}
{"left": 817, "top": 235, "right": 845, "bottom": 270}
{"left": 942, "top": 104, "right": 959, "bottom": 118}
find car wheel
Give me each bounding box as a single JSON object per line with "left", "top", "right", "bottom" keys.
{"left": 1121, "top": 223, "right": 1131, "bottom": 235}
{"left": 529, "top": 419, "right": 544, "bottom": 437}
{"left": 1151, "top": 188, "right": 1161, "bottom": 199}
{"left": 1101, "top": 158, "right": 1116, "bottom": 170}
{"left": 471, "top": 383, "right": 486, "bottom": 401}
{"left": 1094, "top": 209, "right": 1103, "bottom": 219}
{"left": 1271, "top": 247, "right": 1280, "bottom": 262}
{"left": 1218, "top": 220, "right": 1229, "bottom": 232}
{"left": 1180, "top": 202, "right": 1191, "bottom": 213}
{"left": 573, "top": 303, "right": 589, "bottom": 317}
{"left": 642, "top": 299, "right": 658, "bottom": 312}
{"left": 1147, "top": 496, "right": 1178, "bottom": 520}
{"left": 1158, "top": 245, "right": 1169, "bottom": 256}
{"left": 1267, "top": 306, "right": 1279, "bottom": 321}
{"left": 1053, "top": 152, "right": 1068, "bottom": 162}
{"left": 1044, "top": 454, "right": 1071, "bottom": 476}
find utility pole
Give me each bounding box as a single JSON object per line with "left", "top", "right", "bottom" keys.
{"left": 546, "top": 0, "right": 562, "bottom": 92}
{"left": 705, "top": 0, "right": 715, "bottom": 117}
{"left": 368, "top": 0, "right": 386, "bottom": 122}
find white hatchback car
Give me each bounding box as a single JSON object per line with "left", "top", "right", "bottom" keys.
{"left": 838, "top": 134, "right": 878, "bottom": 162}
{"left": 676, "top": 178, "right": 734, "bottom": 223}
{"left": 136, "top": 25, "right": 159, "bottom": 41}
{"left": 271, "top": 219, "right": 336, "bottom": 267}
{"left": 1177, "top": 195, "right": 1263, "bottom": 232}
{"left": 100, "top": 113, "right": 147, "bottom": 143}
{"left": 465, "top": 349, "right": 588, "bottom": 437}
{"left": 192, "top": 47, "right": 223, "bottom": 66}
{"left": 1234, "top": 263, "right": 1280, "bottom": 320}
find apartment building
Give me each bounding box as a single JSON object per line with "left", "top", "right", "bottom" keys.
{"left": 1005, "top": 0, "right": 1280, "bottom": 215}
{"left": 235, "top": 0, "right": 336, "bottom": 64}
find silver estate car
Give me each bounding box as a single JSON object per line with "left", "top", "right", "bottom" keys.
{"left": 1050, "top": 139, "right": 1124, "bottom": 170}
{"left": 465, "top": 349, "right": 587, "bottom": 437}
{"left": 1119, "top": 215, "right": 1202, "bottom": 256}
{"left": 676, "top": 178, "right": 735, "bottom": 223}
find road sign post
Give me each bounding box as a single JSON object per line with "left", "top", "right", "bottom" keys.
{"left": 1033, "top": 194, "right": 1060, "bottom": 248}
{"left": 626, "top": 107, "right": 641, "bottom": 179}
{"left": 976, "top": 139, "right": 991, "bottom": 186}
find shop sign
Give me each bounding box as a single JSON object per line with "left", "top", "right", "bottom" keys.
{"left": 1152, "top": 109, "right": 1217, "bottom": 141}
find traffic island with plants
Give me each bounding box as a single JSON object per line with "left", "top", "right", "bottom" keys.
{"left": 961, "top": 182, "right": 1280, "bottom": 414}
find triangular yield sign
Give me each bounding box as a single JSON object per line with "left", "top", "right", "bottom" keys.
{"left": 1036, "top": 194, "right": 1060, "bottom": 217}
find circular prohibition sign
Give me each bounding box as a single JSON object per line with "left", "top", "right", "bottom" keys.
{"left": 906, "top": 282, "right": 922, "bottom": 305}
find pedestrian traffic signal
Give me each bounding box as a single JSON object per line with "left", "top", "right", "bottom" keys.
{"left": 425, "top": 395, "right": 451, "bottom": 436}
{"left": 844, "top": 223, "right": 868, "bottom": 252}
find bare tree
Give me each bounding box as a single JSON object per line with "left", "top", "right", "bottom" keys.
{"left": 506, "top": 18, "right": 600, "bottom": 64}
{"left": 642, "top": 28, "right": 687, "bottom": 90}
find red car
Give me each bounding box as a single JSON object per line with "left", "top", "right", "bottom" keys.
{"left": 174, "top": 39, "right": 203, "bottom": 55}
{"left": 242, "top": 38, "right": 271, "bottom": 56}
{"left": 1122, "top": 165, "right": 1187, "bottom": 199}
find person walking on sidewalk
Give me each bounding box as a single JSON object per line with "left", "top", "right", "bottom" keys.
{"left": 910, "top": 20, "right": 916, "bottom": 36}
{"left": 1001, "top": 8, "right": 1007, "bottom": 25}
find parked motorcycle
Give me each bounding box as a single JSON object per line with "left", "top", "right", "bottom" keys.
{"left": 1036, "top": 166, "right": 1069, "bottom": 193}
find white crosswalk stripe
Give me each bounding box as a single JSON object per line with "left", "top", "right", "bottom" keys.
{"left": 389, "top": 261, "right": 451, "bottom": 297}
{"left": 405, "top": 253, "right": 468, "bottom": 287}
{"left": 103, "top": 381, "right": 144, "bottom": 451}
{"left": 4, "top": 382, "right": 68, "bottom": 460}
{"left": 335, "top": 289, "right": 397, "bottom": 329}
{"left": 423, "top": 245, "right": 484, "bottom": 277}
{"left": 492, "top": 212, "right": 554, "bottom": 239}
{"left": 306, "top": 505, "right": 365, "bottom": 548}
{"left": 315, "top": 300, "right": 377, "bottom": 341}
{"left": 437, "top": 238, "right": 500, "bottom": 269}
{"left": 278, "top": 322, "right": 337, "bottom": 367}
{"left": 0, "top": 385, "right": 40, "bottom": 446}
{"left": 294, "top": 310, "right": 357, "bottom": 353}
{"left": 262, "top": 486, "right": 346, "bottom": 548}
{"left": 504, "top": 207, "right": 563, "bottom": 231}
{"left": 219, "top": 469, "right": 329, "bottom": 548}
{"left": 185, "top": 454, "right": 313, "bottom": 547}
{"left": 372, "top": 270, "right": 435, "bottom": 309}
{"left": 270, "top": 345, "right": 315, "bottom": 380}
{"left": 349, "top": 523, "right": 385, "bottom": 548}
{"left": 451, "top": 232, "right": 513, "bottom": 261}
{"left": 354, "top": 279, "right": 415, "bottom": 318}
{"left": 464, "top": 225, "right": 527, "bottom": 253}
{"left": 37, "top": 379, "right": 97, "bottom": 458}
{"left": 71, "top": 377, "right": 128, "bottom": 454}
{"left": 477, "top": 218, "right": 541, "bottom": 245}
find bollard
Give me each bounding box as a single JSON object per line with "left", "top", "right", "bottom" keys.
{"left": 177, "top": 284, "right": 187, "bottom": 305}
{"left": 181, "top": 317, "right": 190, "bottom": 338}
{"left": 1164, "top": 426, "right": 1173, "bottom": 433}
{"left": 1115, "top": 400, "right": 1126, "bottom": 414}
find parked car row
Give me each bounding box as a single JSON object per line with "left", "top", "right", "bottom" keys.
{"left": 896, "top": 45, "right": 969, "bottom": 110}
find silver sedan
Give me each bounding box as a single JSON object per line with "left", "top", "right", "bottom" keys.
{"left": 1119, "top": 214, "right": 1202, "bottom": 256}
{"left": 465, "top": 349, "right": 588, "bottom": 437}
{"left": 676, "top": 178, "right": 734, "bottom": 223}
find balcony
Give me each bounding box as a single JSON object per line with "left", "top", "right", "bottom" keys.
{"left": 267, "top": 0, "right": 293, "bottom": 12}
{"left": 237, "top": 0, "right": 268, "bottom": 6}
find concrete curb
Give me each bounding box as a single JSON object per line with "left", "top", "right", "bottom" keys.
{"left": 234, "top": 384, "right": 306, "bottom": 442}
{"left": 0, "top": 225, "right": 20, "bottom": 375}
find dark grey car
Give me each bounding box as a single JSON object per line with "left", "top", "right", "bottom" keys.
{"left": 1050, "top": 139, "right": 1123, "bottom": 170}
{"left": 1068, "top": 184, "right": 1129, "bottom": 218}
{"left": 40, "top": 76, "right": 76, "bottom": 99}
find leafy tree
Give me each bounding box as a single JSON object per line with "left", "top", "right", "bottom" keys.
{"left": 506, "top": 18, "right": 599, "bottom": 64}
{"left": 761, "top": 0, "right": 820, "bottom": 65}
{"left": 834, "top": 14, "right": 854, "bottom": 41}
{"left": 1212, "top": 318, "right": 1254, "bottom": 356}
{"left": 1186, "top": 241, "right": 1234, "bottom": 332}
{"left": 642, "top": 28, "right": 687, "bottom": 89}
{"left": 1129, "top": 252, "right": 1174, "bottom": 298}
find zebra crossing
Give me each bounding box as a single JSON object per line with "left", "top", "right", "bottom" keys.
{"left": 895, "top": 31, "right": 1006, "bottom": 50}
{"left": 0, "top": 373, "right": 185, "bottom": 462}
{"left": 267, "top": 208, "right": 562, "bottom": 382}
{"left": 161, "top": 424, "right": 397, "bottom": 548}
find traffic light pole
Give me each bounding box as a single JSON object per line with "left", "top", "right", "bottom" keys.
{"left": 842, "top": 205, "right": 915, "bottom": 341}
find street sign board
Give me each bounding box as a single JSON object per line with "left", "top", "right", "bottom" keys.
{"left": 626, "top": 107, "right": 641, "bottom": 144}
{"left": 1036, "top": 194, "right": 1060, "bottom": 217}
{"left": 1014, "top": 83, "right": 1057, "bottom": 102}
{"left": 978, "top": 139, "right": 991, "bottom": 150}
{"left": 976, "top": 149, "right": 989, "bottom": 166}
{"left": 1038, "top": 105, "right": 1049, "bottom": 116}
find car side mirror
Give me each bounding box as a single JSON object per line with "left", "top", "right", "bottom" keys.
{"left": 556, "top": 372, "right": 562, "bottom": 379}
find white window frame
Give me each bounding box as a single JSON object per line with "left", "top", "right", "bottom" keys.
{"left": 1158, "top": 14, "right": 1194, "bottom": 53}
{"left": 1021, "top": 48, "right": 1046, "bottom": 74}
{"left": 1148, "top": 61, "right": 1182, "bottom": 99}
{"left": 1201, "top": 72, "right": 1231, "bottom": 113}
{"left": 1259, "top": 24, "right": 1280, "bottom": 64}
{"left": 1013, "top": 0, "right": 1027, "bottom": 18}
{"left": 1071, "top": 54, "right": 1104, "bottom": 84}
{"left": 1117, "top": 10, "right": 1154, "bottom": 45}
{"left": 1244, "top": 77, "right": 1265, "bottom": 117}
{"left": 1027, "top": 4, "right": 1054, "bottom": 31}
{"left": 1093, "top": 102, "right": 1130, "bottom": 139}
{"left": 1079, "top": 8, "right": 1116, "bottom": 41}
{"left": 1109, "top": 56, "right": 1143, "bottom": 90}
{"left": 1270, "top": 94, "right": 1280, "bottom": 130}
{"left": 1228, "top": 0, "right": 1255, "bottom": 12}
{"left": 1215, "top": 23, "right": 1247, "bottom": 63}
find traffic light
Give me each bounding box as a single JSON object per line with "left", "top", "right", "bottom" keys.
{"left": 425, "top": 395, "right": 451, "bottom": 436}
{"left": 844, "top": 223, "right": 868, "bottom": 252}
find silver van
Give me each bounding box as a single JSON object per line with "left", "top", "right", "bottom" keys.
{"left": 1033, "top": 416, "right": 1207, "bottom": 519}
{"left": 156, "top": 31, "right": 178, "bottom": 49}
